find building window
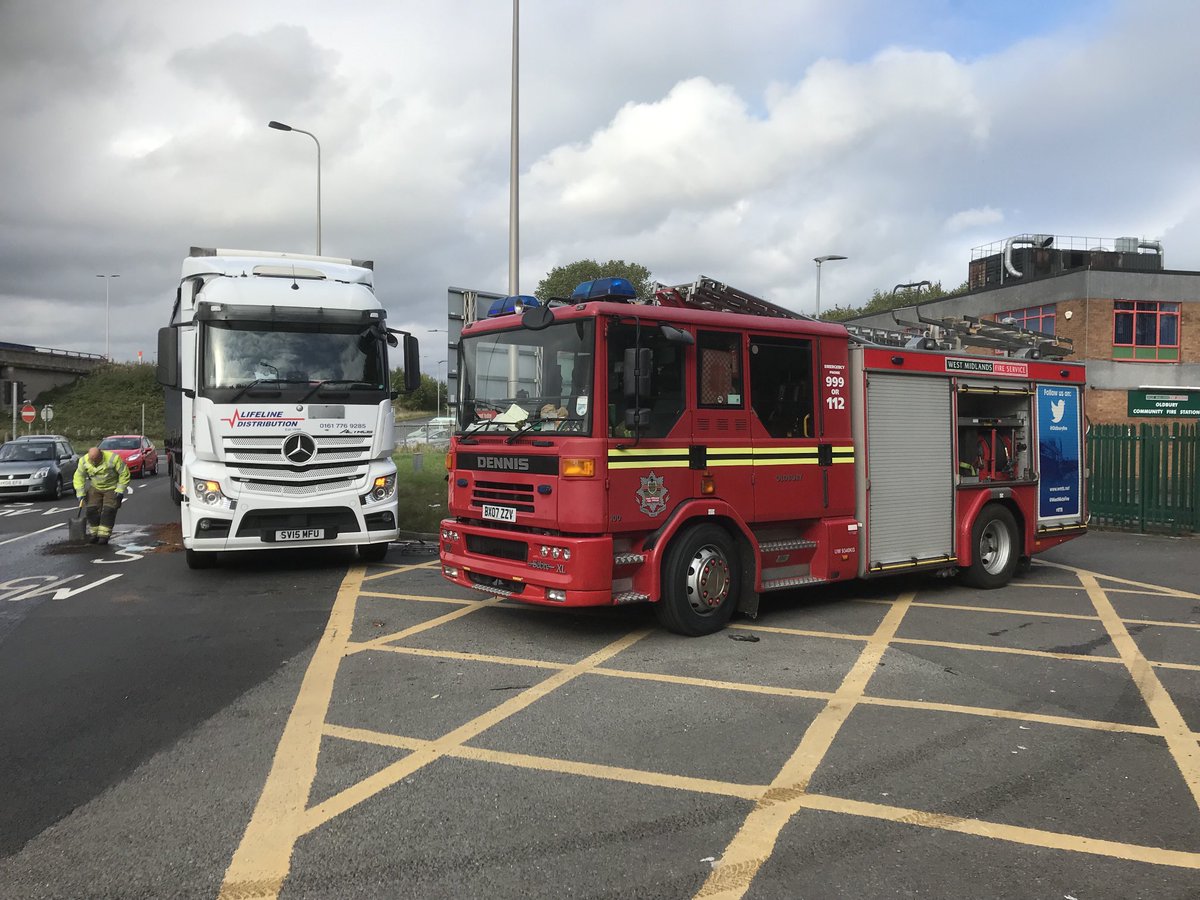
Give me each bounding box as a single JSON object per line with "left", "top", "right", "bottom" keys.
{"left": 1112, "top": 300, "right": 1180, "bottom": 361}
{"left": 997, "top": 304, "right": 1056, "bottom": 335}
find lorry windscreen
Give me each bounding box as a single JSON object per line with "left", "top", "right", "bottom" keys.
{"left": 460, "top": 320, "right": 594, "bottom": 436}
{"left": 199, "top": 320, "right": 388, "bottom": 403}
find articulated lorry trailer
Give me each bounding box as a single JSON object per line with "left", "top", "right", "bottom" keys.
{"left": 157, "top": 247, "right": 419, "bottom": 569}
{"left": 437, "top": 277, "right": 1087, "bottom": 635}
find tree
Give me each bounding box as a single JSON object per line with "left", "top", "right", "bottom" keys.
{"left": 822, "top": 280, "right": 971, "bottom": 322}
{"left": 535, "top": 259, "right": 654, "bottom": 302}
{"left": 392, "top": 369, "right": 442, "bottom": 412}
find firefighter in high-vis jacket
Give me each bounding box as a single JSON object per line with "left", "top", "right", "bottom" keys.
{"left": 73, "top": 447, "right": 131, "bottom": 544}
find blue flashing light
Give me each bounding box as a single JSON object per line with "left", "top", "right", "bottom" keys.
{"left": 487, "top": 294, "right": 541, "bottom": 317}
{"left": 569, "top": 277, "right": 637, "bottom": 302}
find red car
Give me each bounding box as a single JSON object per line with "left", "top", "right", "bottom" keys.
{"left": 98, "top": 435, "right": 159, "bottom": 478}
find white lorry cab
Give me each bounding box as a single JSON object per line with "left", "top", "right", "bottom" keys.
{"left": 157, "top": 247, "right": 420, "bottom": 569}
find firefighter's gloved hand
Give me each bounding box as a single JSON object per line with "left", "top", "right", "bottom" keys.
{"left": 113, "top": 491, "right": 124, "bottom": 507}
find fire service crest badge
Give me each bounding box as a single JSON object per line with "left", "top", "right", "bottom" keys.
{"left": 636, "top": 471, "right": 669, "bottom": 517}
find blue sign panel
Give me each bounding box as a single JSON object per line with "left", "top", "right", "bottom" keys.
{"left": 1037, "top": 385, "right": 1081, "bottom": 520}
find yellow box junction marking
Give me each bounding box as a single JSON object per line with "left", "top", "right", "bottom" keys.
{"left": 223, "top": 556, "right": 1200, "bottom": 900}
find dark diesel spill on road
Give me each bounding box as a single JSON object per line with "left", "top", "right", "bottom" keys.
{"left": 40, "top": 522, "right": 182, "bottom": 556}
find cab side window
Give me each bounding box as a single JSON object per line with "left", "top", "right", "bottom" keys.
{"left": 607, "top": 323, "right": 687, "bottom": 438}
{"left": 697, "top": 331, "right": 743, "bottom": 408}
{"left": 748, "top": 336, "right": 815, "bottom": 438}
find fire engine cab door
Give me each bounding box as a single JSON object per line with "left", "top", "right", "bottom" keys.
{"left": 747, "top": 335, "right": 825, "bottom": 523}
{"left": 863, "top": 373, "right": 955, "bottom": 569}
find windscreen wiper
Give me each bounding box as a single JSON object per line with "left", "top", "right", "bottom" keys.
{"left": 504, "top": 414, "right": 546, "bottom": 444}
{"left": 228, "top": 378, "right": 281, "bottom": 403}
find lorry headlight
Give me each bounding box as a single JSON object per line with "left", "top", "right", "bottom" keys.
{"left": 370, "top": 474, "right": 397, "bottom": 501}
{"left": 193, "top": 478, "right": 231, "bottom": 508}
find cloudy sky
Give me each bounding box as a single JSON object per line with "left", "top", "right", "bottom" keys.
{"left": 2, "top": 0, "right": 1198, "bottom": 371}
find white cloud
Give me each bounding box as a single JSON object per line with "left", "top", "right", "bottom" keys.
{"left": 2, "top": 0, "right": 1199, "bottom": 363}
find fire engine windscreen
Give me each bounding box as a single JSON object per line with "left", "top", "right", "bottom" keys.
{"left": 200, "top": 320, "right": 389, "bottom": 402}
{"left": 460, "top": 321, "right": 595, "bottom": 434}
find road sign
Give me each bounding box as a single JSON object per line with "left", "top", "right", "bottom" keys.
{"left": 40, "top": 405, "right": 54, "bottom": 423}
{"left": 20, "top": 404, "right": 36, "bottom": 424}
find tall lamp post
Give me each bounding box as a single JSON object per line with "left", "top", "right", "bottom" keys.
{"left": 436, "top": 360, "right": 448, "bottom": 417}
{"left": 96, "top": 273, "right": 120, "bottom": 360}
{"left": 268, "top": 120, "right": 322, "bottom": 255}
{"left": 813, "top": 255, "right": 847, "bottom": 318}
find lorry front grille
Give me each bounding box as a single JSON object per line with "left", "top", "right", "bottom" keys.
{"left": 221, "top": 434, "right": 372, "bottom": 496}
{"left": 236, "top": 507, "right": 359, "bottom": 539}
{"left": 471, "top": 480, "right": 536, "bottom": 513}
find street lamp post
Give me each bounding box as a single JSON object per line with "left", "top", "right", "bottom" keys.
{"left": 96, "top": 274, "right": 120, "bottom": 360}
{"left": 813, "top": 255, "right": 847, "bottom": 318}
{"left": 268, "top": 120, "right": 322, "bottom": 255}
{"left": 436, "top": 360, "right": 448, "bottom": 417}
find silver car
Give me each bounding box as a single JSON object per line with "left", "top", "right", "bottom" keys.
{"left": 0, "top": 436, "right": 79, "bottom": 500}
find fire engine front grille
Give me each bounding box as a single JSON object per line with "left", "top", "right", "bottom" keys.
{"left": 471, "top": 480, "right": 536, "bottom": 513}
{"left": 466, "top": 533, "right": 528, "bottom": 562}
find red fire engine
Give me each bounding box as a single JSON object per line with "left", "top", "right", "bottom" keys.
{"left": 439, "top": 277, "right": 1087, "bottom": 635}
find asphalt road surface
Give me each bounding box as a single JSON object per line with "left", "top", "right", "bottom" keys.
{"left": 1, "top": 483, "right": 1197, "bottom": 900}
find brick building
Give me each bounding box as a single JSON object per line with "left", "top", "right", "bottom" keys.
{"left": 845, "top": 233, "right": 1200, "bottom": 424}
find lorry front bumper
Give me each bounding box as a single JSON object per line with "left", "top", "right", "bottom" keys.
{"left": 182, "top": 496, "right": 398, "bottom": 551}
{"left": 438, "top": 520, "right": 619, "bottom": 607}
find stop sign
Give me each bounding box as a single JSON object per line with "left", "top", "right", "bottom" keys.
{"left": 20, "top": 404, "right": 35, "bottom": 424}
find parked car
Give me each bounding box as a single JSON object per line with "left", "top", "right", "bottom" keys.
{"left": 0, "top": 435, "right": 79, "bottom": 500}
{"left": 98, "top": 434, "right": 159, "bottom": 478}
{"left": 401, "top": 425, "right": 451, "bottom": 450}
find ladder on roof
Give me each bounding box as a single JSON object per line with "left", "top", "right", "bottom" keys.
{"left": 650, "top": 278, "right": 1074, "bottom": 359}
{"left": 653, "top": 277, "right": 805, "bottom": 320}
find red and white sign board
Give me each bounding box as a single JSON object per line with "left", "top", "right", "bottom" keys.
{"left": 20, "top": 404, "right": 36, "bottom": 424}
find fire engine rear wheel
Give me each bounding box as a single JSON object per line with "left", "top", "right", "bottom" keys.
{"left": 656, "top": 524, "right": 740, "bottom": 636}
{"left": 961, "top": 504, "right": 1019, "bottom": 589}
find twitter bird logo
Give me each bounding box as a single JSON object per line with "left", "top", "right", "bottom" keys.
{"left": 1049, "top": 398, "right": 1065, "bottom": 423}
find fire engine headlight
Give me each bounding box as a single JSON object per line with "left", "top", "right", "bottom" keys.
{"left": 441, "top": 527, "right": 460, "bottom": 542}
{"left": 561, "top": 457, "right": 595, "bottom": 478}
{"left": 193, "top": 478, "right": 231, "bottom": 508}
{"left": 539, "top": 545, "right": 571, "bottom": 561}
{"left": 370, "top": 474, "right": 397, "bottom": 502}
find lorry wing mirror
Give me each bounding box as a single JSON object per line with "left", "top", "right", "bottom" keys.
{"left": 623, "top": 347, "right": 651, "bottom": 400}
{"left": 403, "top": 334, "right": 421, "bottom": 392}
{"left": 156, "top": 326, "right": 178, "bottom": 389}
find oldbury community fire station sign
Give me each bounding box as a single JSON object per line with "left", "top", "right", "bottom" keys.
{"left": 1127, "top": 389, "right": 1200, "bottom": 418}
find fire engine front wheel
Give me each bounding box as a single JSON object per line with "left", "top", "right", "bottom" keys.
{"left": 961, "top": 504, "right": 1019, "bottom": 589}
{"left": 656, "top": 524, "right": 740, "bottom": 636}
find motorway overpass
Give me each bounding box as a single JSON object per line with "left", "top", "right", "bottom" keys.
{"left": 1, "top": 342, "right": 107, "bottom": 408}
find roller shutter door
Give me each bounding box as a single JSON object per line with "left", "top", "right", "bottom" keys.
{"left": 866, "top": 374, "right": 954, "bottom": 566}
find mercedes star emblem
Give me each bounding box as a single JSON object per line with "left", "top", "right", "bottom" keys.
{"left": 282, "top": 432, "right": 317, "bottom": 464}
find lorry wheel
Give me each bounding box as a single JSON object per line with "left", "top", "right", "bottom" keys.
{"left": 358, "top": 542, "right": 390, "bottom": 562}
{"left": 655, "top": 524, "right": 740, "bottom": 636}
{"left": 960, "top": 504, "right": 1019, "bottom": 589}
{"left": 185, "top": 549, "right": 215, "bottom": 570}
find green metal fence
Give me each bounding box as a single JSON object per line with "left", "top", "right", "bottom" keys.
{"left": 1087, "top": 422, "right": 1200, "bottom": 533}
